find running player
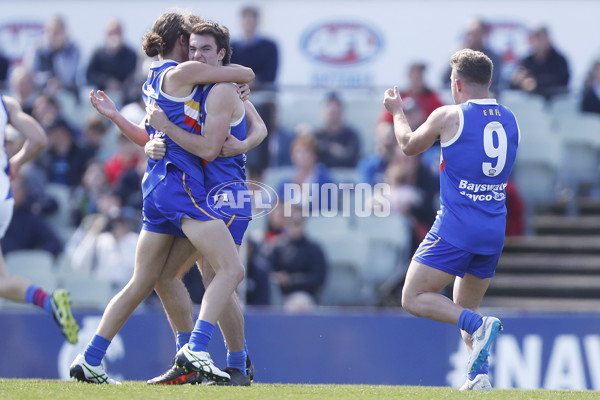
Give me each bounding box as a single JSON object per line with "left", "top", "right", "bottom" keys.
{"left": 144, "top": 20, "right": 261, "bottom": 386}
{"left": 383, "top": 49, "right": 519, "bottom": 391}
{"left": 69, "top": 11, "right": 255, "bottom": 384}
{"left": 0, "top": 94, "right": 79, "bottom": 344}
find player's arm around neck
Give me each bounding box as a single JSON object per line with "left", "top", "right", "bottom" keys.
{"left": 170, "top": 61, "right": 255, "bottom": 87}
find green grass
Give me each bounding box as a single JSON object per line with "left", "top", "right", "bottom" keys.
{"left": 0, "top": 379, "right": 597, "bottom": 400}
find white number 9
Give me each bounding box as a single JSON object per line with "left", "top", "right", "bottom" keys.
{"left": 482, "top": 121, "right": 507, "bottom": 177}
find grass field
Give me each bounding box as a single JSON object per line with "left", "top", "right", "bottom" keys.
{"left": 0, "top": 379, "right": 597, "bottom": 400}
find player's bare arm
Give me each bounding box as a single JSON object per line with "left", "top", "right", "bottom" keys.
{"left": 89, "top": 90, "right": 149, "bottom": 147}
{"left": 219, "top": 100, "right": 267, "bottom": 157}
{"left": 384, "top": 86, "right": 458, "bottom": 156}
{"left": 146, "top": 83, "right": 238, "bottom": 161}
{"left": 3, "top": 95, "right": 47, "bottom": 178}
{"left": 164, "top": 61, "right": 254, "bottom": 96}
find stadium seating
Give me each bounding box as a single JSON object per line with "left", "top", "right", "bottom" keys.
{"left": 5, "top": 249, "right": 58, "bottom": 293}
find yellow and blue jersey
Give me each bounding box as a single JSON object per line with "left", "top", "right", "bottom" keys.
{"left": 429, "top": 99, "right": 519, "bottom": 254}
{"left": 141, "top": 59, "right": 205, "bottom": 199}
{"left": 201, "top": 83, "right": 252, "bottom": 220}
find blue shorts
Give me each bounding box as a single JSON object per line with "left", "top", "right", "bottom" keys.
{"left": 412, "top": 232, "right": 500, "bottom": 279}
{"left": 224, "top": 216, "right": 250, "bottom": 245}
{"left": 142, "top": 164, "right": 249, "bottom": 244}
{"left": 143, "top": 164, "right": 221, "bottom": 233}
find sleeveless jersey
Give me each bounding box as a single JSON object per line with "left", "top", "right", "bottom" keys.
{"left": 0, "top": 96, "right": 11, "bottom": 201}
{"left": 141, "top": 59, "right": 204, "bottom": 198}
{"left": 201, "top": 83, "right": 252, "bottom": 219}
{"left": 429, "top": 99, "right": 520, "bottom": 254}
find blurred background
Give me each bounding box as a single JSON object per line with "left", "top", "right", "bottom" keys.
{"left": 1, "top": 0, "right": 600, "bottom": 389}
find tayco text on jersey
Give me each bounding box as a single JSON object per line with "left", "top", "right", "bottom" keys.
{"left": 458, "top": 179, "right": 507, "bottom": 202}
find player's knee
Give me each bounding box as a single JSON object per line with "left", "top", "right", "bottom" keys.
{"left": 400, "top": 288, "right": 417, "bottom": 315}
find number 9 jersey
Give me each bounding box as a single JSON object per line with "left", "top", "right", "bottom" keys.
{"left": 429, "top": 99, "right": 520, "bottom": 255}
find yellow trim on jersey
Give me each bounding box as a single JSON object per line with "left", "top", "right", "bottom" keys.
{"left": 225, "top": 215, "right": 236, "bottom": 227}
{"left": 182, "top": 172, "right": 218, "bottom": 220}
{"left": 415, "top": 236, "right": 442, "bottom": 257}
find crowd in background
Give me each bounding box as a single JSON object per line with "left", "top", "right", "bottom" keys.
{"left": 1, "top": 7, "right": 598, "bottom": 309}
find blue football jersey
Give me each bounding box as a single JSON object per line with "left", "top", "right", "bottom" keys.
{"left": 201, "top": 83, "right": 252, "bottom": 219}
{"left": 429, "top": 99, "right": 520, "bottom": 254}
{"left": 141, "top": 59, "right": 205, "bottom": 198}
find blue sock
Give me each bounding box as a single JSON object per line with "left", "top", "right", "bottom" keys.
{"left": 84, "top": 335, "right": 111, "bottom": 366}
{"left": 227, "top": 350, "right": 247, "bottom": 375}
{"left": 188, "top": 320, "right": 215, "bottom": 352}
{"left": 458, "top": 309, "right": 483, "bottom": 335}
{"left": 176, "top": 331, "right": 191, "bottom": 352}
{"left": 468, "top": 360, "right": 489, "bottom": 380}
{"left": 25, "top": 285, "right": 52, "bottom": 314}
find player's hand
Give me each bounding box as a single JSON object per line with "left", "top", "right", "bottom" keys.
{"left": 237, "top": 83, "right": 251, "bottom": 101}
{"left": 219, "top": 135, "right": 247, "bottom": 157}
{"left": 383, "top": 86, "right": 404, "bottom": 115}
{"left": 146, "top": 103, "right": 171, "bottom": 132}
{"left": 89, "top": 90, "right": 118, "bottom": 119}
{"left": 144, "top": 137, "right": 167, "bottom": 160}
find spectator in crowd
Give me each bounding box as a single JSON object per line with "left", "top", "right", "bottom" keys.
{"left": 442, "top": 19, "right": 503, "bottom": 96}
{"left": 1, "top": 175, "right": 63, "bottom": 257}
{"left": 34, "top": 118, "right": 91, "bottom": 189}
{"left": 313, "top": 92, "right": 361, "bottom": 168}
{"left": 266, "top": 101, "right": 295, "bottom": 168}
{"left": 85, "top": 18, "right": 137, "bottom": 106}
{"left": 79, "top": 113, "right": 109, "bottom": 161}
{"left": 505, "top": 179, "right": 525, "bottom": 236}
{"left": 245, "top": 101, "right": 294, "bottom": 181}
{"left": 67, "top": 206, "right": 137, "bottom": 289}
{"left": 383, "top": 62, "right": 444, "bottom": 125}
{"left": 245, "top": 204, "right": 288, "bottom": 306}
{"left": 8, "top": 66, "right": 38, "bottom": 115}
{"left": 0, "top": 49, "right": 9, "bottom": 89}
{"left": 580, "top": 57, "right": 600, "bottom": 114}
{"left": 103, "top": 133, "right": 143, "bottom": 187}
{"left": 24, "top": 15, "right": 81, "bottom": 102}
{"left": 231, "top": 5, "right": 279, "bottom": 91}
{"left": 357, "top": 120, "right": 397, "bottom": 185}
{"left": 31, "top": 94, "right": 63, "bottom": 129}
{"left": 510, "top": 24, "right": 570, "bottom": 100}
{"left": 278, "top": 132, "right": 334, "bottom": 213}
{"left": 70, "top": 159, "right": 110, "bottom": 227}
{"left": 267, "top": 205, "right": 327, "bottom": 311}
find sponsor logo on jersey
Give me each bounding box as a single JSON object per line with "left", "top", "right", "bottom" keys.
{"left": 459, "top": 179, "right": 507, "bottom": 202}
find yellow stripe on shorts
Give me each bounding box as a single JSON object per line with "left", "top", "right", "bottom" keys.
{"left": 415, "top": 236, "right": 442, "bottom": 258}
{"left": 182, "top": 172, "right": 218, "bottom": 220}
{"left": 226, "top": 215, "right": 236, "bottom": 227}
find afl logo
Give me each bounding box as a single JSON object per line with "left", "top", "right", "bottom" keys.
{"left": 206, "top": 180, "right": 279, "bottom": 219}
{"left": 301, "top": 21, "right": 383, "bottom": 66}
{"left": 0, "top": 21, "right": 44, "bottom": 63}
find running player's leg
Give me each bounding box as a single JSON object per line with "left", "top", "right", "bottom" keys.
{"left": 154, "top": 236, "right": 199, "bottom": 347}
{"left": 454, "top": 273, "right": 493, "bottom": 390}
{"left": 453, "top": 273, "right": 491, "bottom": 354}
{"left": 148, "top": 237, "right": 204, "bottom": 385}
{"left": 0, "top": 245, "right": 78, "bottom": 343}
{"left": 175, "top": 218, "right": 243, "bottom": 382}
{"left": 201, "top": 257, "right": 250, "bottom": 384}
{"left": 181, "top": 219, "right": 244, "bottom": 325}
{"left": 71, "top": 230, "right": 175, "bottom": 384}
{"left": 401, "top": 259, "right": 460, "bottom": 324}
